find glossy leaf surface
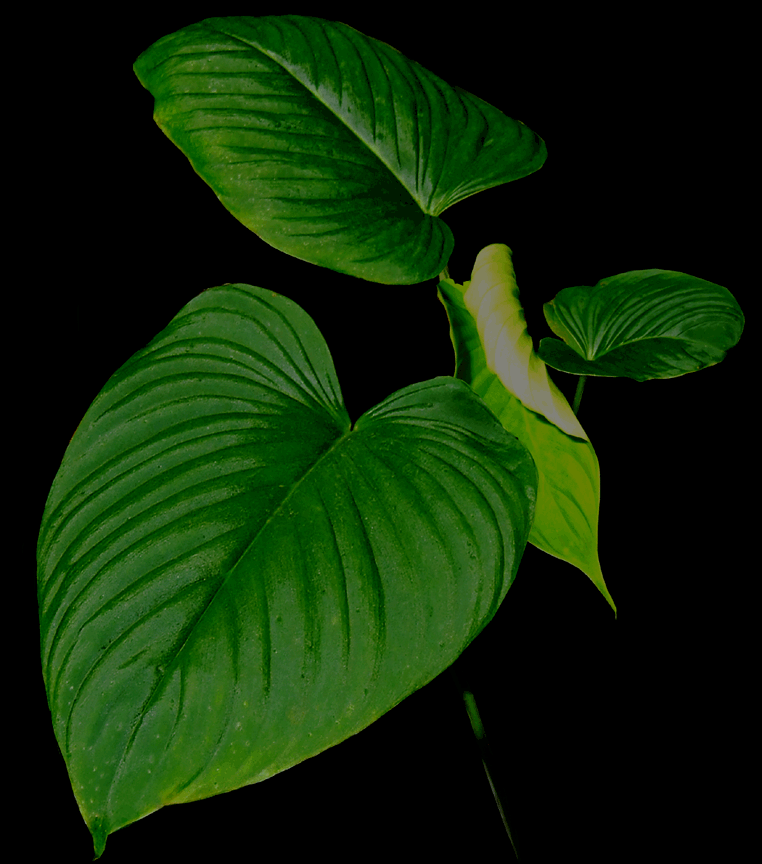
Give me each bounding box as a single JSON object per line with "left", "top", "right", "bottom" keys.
{"left": 537, "top": 269, "right": 744, "bottom": 381}
{"left": 437, "top": 245, "right": 614, "bottom": 613}
{"left": 37, "top": 283, "right": 537, "bottom": 857}
{"left": 133, "top": 15, "right": 547, "bottom": 285}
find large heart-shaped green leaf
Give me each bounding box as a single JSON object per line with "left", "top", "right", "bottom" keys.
{"left": 37, "top": 283, "right": 536, "bottom": 857}
{"left": 437, "top": 245, "right": 615, "bottom": 613}
{"left": 537, "top": 270, "right": 744, "bottom": 381}
{"left": 133, "top": 16, "right": 547, "bottom": 285}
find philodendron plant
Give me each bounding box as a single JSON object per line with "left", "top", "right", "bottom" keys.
{"left": 37, "top": 15, "right": 744, "bottom": 859}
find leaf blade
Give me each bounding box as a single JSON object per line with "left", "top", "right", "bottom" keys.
{"left": 37, "top": 284, "right": 536, "bottom": 853}
{"left": 133, "top": 15, "right": 547, "bottom": 284}
{"left": 437, "top": 245, "right": 615, "bottom": 613}
{"left": 537, "top": 269, "right": 745, "bottom": 381}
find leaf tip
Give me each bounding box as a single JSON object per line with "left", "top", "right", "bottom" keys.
{"left": 90, "top": 819, "right": 108, "bottom": 860}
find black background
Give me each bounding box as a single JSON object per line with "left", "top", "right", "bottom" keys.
{"left": 31, "top": 6, "right": 751, "bottom": 862}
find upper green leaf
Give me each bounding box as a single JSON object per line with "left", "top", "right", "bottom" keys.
{"left": 37, "top": 283, "right": 536, "bottom": 857}
{"left": 537, "top": 269, "right": 744, "bottom": 381}
{"left": 133, "top": 15, "right": 547, "bottom": 284}
{"left": 438, "top": 244, "right": 615, "bottom": 614}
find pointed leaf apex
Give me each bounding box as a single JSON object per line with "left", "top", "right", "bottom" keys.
{"left": 600, "top": 582, "right": 617, "bottom": 617}
{"left": 90, "top": 819, "right": 108, "bottom": 860}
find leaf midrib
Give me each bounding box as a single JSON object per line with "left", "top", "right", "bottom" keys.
{"left": 103, "top": 420, "right": 353, "bottom": 820}
{"left": 184, "top": 19, "right": 431, "bottom": 214}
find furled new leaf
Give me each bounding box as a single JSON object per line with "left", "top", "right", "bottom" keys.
{"left": 37, "top": 283, "right": 537, "bottom": 857}
{"left": 133, "top": 15, "right": 547, "bottom": 285}
{"left": 437, "top": 244, "right": 615, "bottom": 613}
{"left": 537, "top": 270, "right": 744, "bottom": 381}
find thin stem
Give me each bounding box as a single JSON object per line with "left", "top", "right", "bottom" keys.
{"left": 439, "top": 264, "right": 451, "bottom": 281}
{"left": 572, "top": 374, "right": 587, "bottom": 415}
{"left": 449, "top": 664, "right": 520, "bottom": 860}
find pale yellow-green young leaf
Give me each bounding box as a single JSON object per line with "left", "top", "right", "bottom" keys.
{"left": 437, "top": 244, "right": 616, "bottom": 614}
{"left": 463, "top": 245, "right": 588, "bottom": 441}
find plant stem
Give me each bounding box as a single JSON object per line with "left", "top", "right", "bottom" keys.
{"left": 572, "top": 374, "right": 587, "bottom": 415}
{"left": 439, "top": 264, "right": 451, "bottom": 281}
{"left": 449, "top": 664, "right": 520, "bottom": 860}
